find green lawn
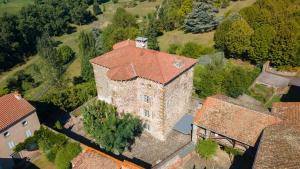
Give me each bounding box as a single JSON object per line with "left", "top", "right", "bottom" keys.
{"left": 158, "top": 30, "right": 215, "bottom": 52}
{"left": 158, "top": 0, "right": 257, "bottom": 52}
{"left": 28, "top": 153, "right": 57, "bottom": 169}
{"left": 248, "top": 84, "right": 275, "bottom": 104}
{"left": 0, "top": 0, "right": 33, "bottom": 15}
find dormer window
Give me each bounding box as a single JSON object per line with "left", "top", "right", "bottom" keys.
{"left": 173, "top": 59, "right": 184, "bottom": 69}
{"left": 4, "top": 131, "right": 10, "bottom": 137}
{"left": 22, "top": 121, "right": 28, "bottom": 126}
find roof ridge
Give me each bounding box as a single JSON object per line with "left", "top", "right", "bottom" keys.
{"left": 130, "top": 63, "right": 137, "bottom": 76}
{"left": 154, "top": 51, "right": 166, "bottom": 82}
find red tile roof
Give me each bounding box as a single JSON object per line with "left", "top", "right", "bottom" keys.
{"left": 193, "top": 95, "right": 281, "bottom": 146}
{"left": 0, "top": 93, "right": 35, "bottom": 132}
{"left": 272, "top": 102, "right": 300, "bottom": 127}
{"left": 253, "top": 125, "right": 300, "bottom": 169}
{"left": 90, "top": 40, "right": 197, "bottom": 84}
{"left": 72, "top": 145, "right": 144, "bottom": 169}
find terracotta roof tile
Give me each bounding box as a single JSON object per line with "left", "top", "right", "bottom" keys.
{"left": 0, "top": 93, "right": 35, "bottom": 132}
{"left": 72, "top": 149, "right": 118, "bottom": 169}
{"left": 193, "top": 95, "right": 281, "bottom": 146}
{"left": 90, "top": 40, "right": 197, "bottom": 84}
{"left": 72, "top": 145, "right": 144, "bottom": 169}
{"left": 253, "top": 125, "right": 300, "bottom": 169}
{"left": 272, "top": 102, "right": 300, "bottom": 127}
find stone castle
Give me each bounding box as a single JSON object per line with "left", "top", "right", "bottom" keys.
{"left": 90, "top": 38, "right": 197, "bottom": 140}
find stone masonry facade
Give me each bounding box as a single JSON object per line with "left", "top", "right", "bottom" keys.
{"left": 92, "top": 64, "right": 194, "bottom": 140}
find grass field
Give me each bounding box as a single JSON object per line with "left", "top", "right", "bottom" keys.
{"left": 158, "top": 30, "right": 215, "bottom": 52}
{"left": 0, "top": 0, "right": 33, "bottom": 15}
{"left": 158, "top": 0, "right": 256, "bottom": 52}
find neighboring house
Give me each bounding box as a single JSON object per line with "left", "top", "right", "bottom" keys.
{"left": 192, "top": 95, "right": 281, "bottom": 151}
{"left": 72, "top": 145, "right": 144, "bottom": 169}
{"left": 0, "top": 92, "right": 40, "bottom": 169}
{"left": 90, "top": 38, "right": 197, "bottom": 140}
{"left": 252, "top": 102, "right": 300, "bottom": 169}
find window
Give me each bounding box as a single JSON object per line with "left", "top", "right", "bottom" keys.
{"left": 8, "top": 141, "right": 15, "bottom": 149}
{"left": 143, "top": 95, "right": 151, "bottom": 103}
{"left": 144, "top": 109, "right": 150, "bottom": 118}
{"left": 25, "top": 130, "right": 32, "bottom": 138}
{"left": 22, "top": 121, "right": 28, "bottom": 126}
{"left": 3, "top": 131, "right": 10, "bottom": 137}
{"left": 144, "top": 122, "right": 150, "bottom": 131}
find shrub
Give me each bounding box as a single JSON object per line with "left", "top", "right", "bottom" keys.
{"left": 196, "top": 139, "right": 218, "bottom": 159}
{"left": 54, "top": 121, "right": 63, "bottom": 130}
{"left": 55, "top": 142, "right": 81, "bottom": 169}
{"left": 58, "top": 45, "right": 75, "bottom": 64}
{"left": 43, "top": 81, "right": 97, "bottom": 111}
{"left": 224, "top": 146, "right": 242, "bottom": 157}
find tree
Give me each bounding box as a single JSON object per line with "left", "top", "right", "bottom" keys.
{"left": 179, "top": 42, "right": 214, "bottom": 58}
{"left": 177, "top": 0, "right": 193, "bottom": 19}
{"left": 93, "top": 2, "right": 102, "bottom": 15}
{"left": 249, "top": 25, "right": 276, "bottom": 64}
{"left": 194, "top": 53, "right": 226, "bottom": 98}
{"left": 223, "top": 67, "right": 258, "bottom": 98}
{"left": 79, "top": 31, "right": 97, "bottom": 81}
{"left": 168, "top": 43, "right": 181, "bottom": 54}
{"left": 37, "top": 34, "right": 64, "bottom": 86}
{"left": 55, "top": 142, "right": 81, "bottom": 169}
{"left": 146, "top": 15, "right": 160, "bottom": 50}
{"left": 0, "top": 13, "right": 24, "bottom": 71}
{"left": 269, "top": 21, "right": 298, "bottom": 66}
{"left": 101, "top": 8, "right": 138, "bottom": 52}
{"left": 82, "top": 100, "right": 142, "bottom": 154}
{"left": 184, "top": 2, "right": 219, "bottom": 33}
{"left": 43, "top": 81, "right": 96, "bottom": 111}
{"left": 196, "top": 139, "right": 218, "bottom": 159}
{"left": 112, "top": 8, "right": 138, "bottom": 28}
{"left": 224, "top": 18, "right": 253, "bottom": 57}
{"left": 58, "top": 45, "right": 75, "bottom": 64}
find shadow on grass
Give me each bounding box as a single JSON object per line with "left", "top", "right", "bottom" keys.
{"left": 29, "top": 100, "right": 67, "bottom": 127}
{"left": 229, "top": 147, "right": 256, "bottom": 169}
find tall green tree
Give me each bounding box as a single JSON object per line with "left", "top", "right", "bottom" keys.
{"left": 37, "top": 34, "right": 64, "bottom": 86}
{"left": 146, "top": 15, "right": 160, "bottom": 50}
{"left": 101, "top": 8, "right": 138, "bottom": 52}
{"left": 223, "top": 18, "right": 254, "bottom": 57}
{"left": 249, "top": 25, "right": 276, "bottom": 63}
{"left": 79, "top": 31, "right": 97, "bottom": 81}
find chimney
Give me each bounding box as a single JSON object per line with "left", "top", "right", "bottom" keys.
{"left": 135, "top": 37, "right": 148, "bottom": 49}
{"left": 14, "top": 91, "right": 22, "bottom": 100}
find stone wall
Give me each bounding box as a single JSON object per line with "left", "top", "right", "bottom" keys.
{"left": 92, "top": 64, "right": 166, "bottom": 139}
{"left": 92, "top": 64, "right": 194, "bottom": 140}
{"left": 163, "top": 68, "right": 194, "bottom": 136}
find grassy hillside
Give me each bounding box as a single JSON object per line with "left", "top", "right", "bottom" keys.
{"left": 0, "top": 0, "right": 33, "bottom": 15}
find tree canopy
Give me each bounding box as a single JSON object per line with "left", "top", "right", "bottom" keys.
{"left": 83, "top": 100, "right": 142, "bottom": 154}
{"left": 214, "top": 0, "right": 300, "bottom": 67}
{"left": 184, "top": 2, "right": 219, "bottom": 33}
